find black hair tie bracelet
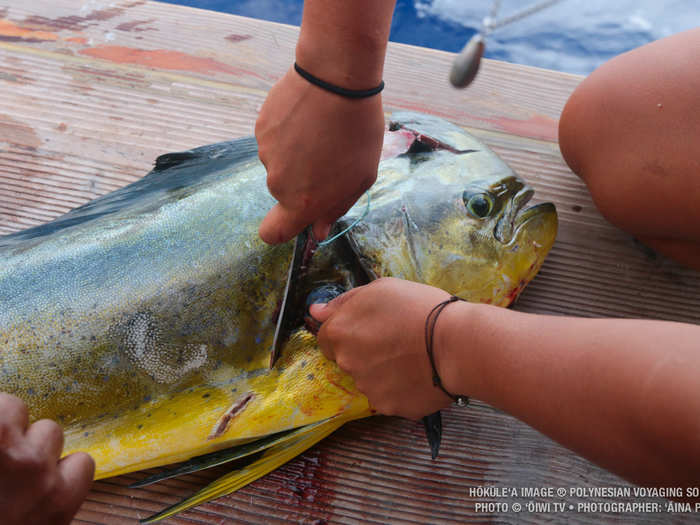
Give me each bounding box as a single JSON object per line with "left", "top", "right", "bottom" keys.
{"left": 294, "top": 62, "right": 385, "bottom": 99}
{"left": 425, "top": 296, "right": 470, "bottom": 407}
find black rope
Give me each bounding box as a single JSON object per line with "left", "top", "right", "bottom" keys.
{"left": 425, "top": 296, "right": 470, "bottom": 407}
{"left": 294, "top": 62, "right": 385, "bottom": 99}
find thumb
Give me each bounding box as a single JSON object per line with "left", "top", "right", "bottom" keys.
{"left": 309, "top": 285, "right": 363, "bottom": 324}
{"left": 309, "top": 302, "right": 332, "bottom": 324}
{"left": 259, "top": 203, "right": 309, "bottom": 245}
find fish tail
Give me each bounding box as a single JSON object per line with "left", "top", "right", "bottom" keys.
{"left": 139, "top": 417, "right": 345, "bottom": 523}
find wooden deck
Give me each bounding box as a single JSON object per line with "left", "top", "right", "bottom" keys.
{"left": 1, "top": 1, "right": 699, "bottom": 524}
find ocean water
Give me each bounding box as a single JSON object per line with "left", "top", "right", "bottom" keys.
{"left": 161, "top": 0, "right": 699, "bottom": 75}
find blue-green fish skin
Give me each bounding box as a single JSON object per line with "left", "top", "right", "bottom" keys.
{"left": 0, "top": 111, "right": 557, "bottom": 479}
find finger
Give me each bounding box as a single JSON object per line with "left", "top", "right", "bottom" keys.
{"left": 314, "top": 286, "right": 367, "bottom": 361}
{"left": 259, "top": 204, "right": 310, "bottom": 245}
{"left": 54, "top": 452, "right": 95, "bottom": 523}
{"left": 311, "top": 220, "right": 332, "bottom": 242}
{"left": 315, "top": 326, "right": 336, "bottom": 362}
{"left": 0, "top": 393, "right": 29, "bottom": 438}
{"left": 311, "top": 285, "right": 364, "bottom": 323}
{"left": 25, "top": 419, "right": 64, "bottom": 462}
{"left": 318, "top": 185, "right": 372, "bottom": 233}
{"left": 308, "top": 302, "right": 331, "bottom": 324}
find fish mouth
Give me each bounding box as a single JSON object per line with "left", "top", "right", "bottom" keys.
{"left": 494, "top": 185, "right": 535, "bottom": 244}
{"left": 514, "top": 202, "right": 557, "bottom": 229}
{"left": 511, "top": 202, "right": 558, "bottom": 248}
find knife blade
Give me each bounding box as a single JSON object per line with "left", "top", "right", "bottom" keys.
{"left": 270, "top": 226, "right": 311, "bottom": 368}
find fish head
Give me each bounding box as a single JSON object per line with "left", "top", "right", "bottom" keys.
{"left": 406, "top": 171, "right": 558, "bottom": 306}
{"left": 342, "top": 113, "right": 558, "bottom": 306}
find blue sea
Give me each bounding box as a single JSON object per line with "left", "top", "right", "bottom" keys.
{"left": 161, "top": 0, "right": 699, "bottom": 75}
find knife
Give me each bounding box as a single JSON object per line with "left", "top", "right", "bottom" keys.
{"left": 269, "top": 226, "right": 312, "bottom": 368}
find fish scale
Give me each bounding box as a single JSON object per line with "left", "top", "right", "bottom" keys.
{"left": 0, "top": 111, "right": 557, "bottom": 521}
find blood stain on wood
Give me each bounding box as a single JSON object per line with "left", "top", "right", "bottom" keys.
{"left": 389, "top": 97, "right": 558, "bottom": 142}
{"left": 68, "top": 81, "right": 95, "bottom": 95}
{"left": 268, "top": 446, "right": 335, "bottom": 521}
{"left": 225, "top": 34, "right": 252, "bottom": 43}
{"left": 79, "top": 45, "right": 265, "bottom": 79}
{"left": 0, "top": 113, "right": 41, "bottom": 151}
{"left": 116, "top": 19, "right": 156, "bottom": 32}
{"left": 17, "top": 1, "right": 148, "bottom": 34}
{"left": 23, "top": 11, "right": 122, "bottom": 32}
{"left": 20, "top": 2, "right": 140, "bottom": 33}
{"left": 489, "top": 113, "right": 559, "bottom": 142}
{"left": 0, "top": 19, "right": 58, "bottom": 42}
{"left": 66, "top": 64, "right": 151, "bottom": 89}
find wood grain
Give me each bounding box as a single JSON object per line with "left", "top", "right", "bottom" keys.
{"left": 1, "top": 1, "right": 698, "bottom": 524}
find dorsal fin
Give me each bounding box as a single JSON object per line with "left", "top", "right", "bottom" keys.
{"left": 153, "top": 150, "right": 200, "bottom": 171}
{"left": 152, "top": 140, "right": 257, "bottom": 171}
{"left": 0, "top": 137, "right": 259, "bottom": 248}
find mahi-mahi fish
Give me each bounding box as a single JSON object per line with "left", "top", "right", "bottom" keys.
{"left": 0, "top": 112, "right": 557, "bottom": 521}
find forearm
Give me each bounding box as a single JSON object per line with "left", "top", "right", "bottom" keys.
{"left": 439, "top": 303, "right": 700, "bottom": 490}
{"left": 296, "top": 0, "right": 396, "bottom": 87}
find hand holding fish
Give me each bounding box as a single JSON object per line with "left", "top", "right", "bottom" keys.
{"left": 0, "top": 393, "right": 94, "bottom": 525}
{"left": 310, "top": 278, "right": 466, "bottom": 420}
{"left": 314, "top": 278, "right": 700, "bottom": 492}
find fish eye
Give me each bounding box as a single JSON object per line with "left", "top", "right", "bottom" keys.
{"left": 462, "top": 191, "right": 495, "bottom": 219}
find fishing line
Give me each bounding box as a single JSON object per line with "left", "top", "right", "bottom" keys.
{"left": 317, "top": 191, "right": 372, "bottom": 247}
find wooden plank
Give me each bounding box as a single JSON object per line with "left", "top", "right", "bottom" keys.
{"left": 0, "top": 1, "right": 698, "bottom": 524}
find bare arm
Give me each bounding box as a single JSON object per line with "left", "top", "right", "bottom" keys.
{"left": 439, "top": 300, "right": 700, "bottom": 490}
{"left": 257, "top": 1, "right": 396, "bottom": 244}
{"left": 312, "top": 278, "right": 700, "bottom": 493}
{"left": 296, "top": 0, "right": 396, "bottom": 88}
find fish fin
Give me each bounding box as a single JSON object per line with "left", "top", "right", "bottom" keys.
{"left": 130, "top": 419, "right": 329, "bottom": 488}
{"left": 153, "top": 139, "right": 257, "bottom": 171}
{"left": 422, "top": 411, "right": 442, "bottom": 460}
{"left": 1, "top": 138, "right": 259, "bottom": 247}
{"left": 153, "top": 150, "right": 200, "bottom": 170}
{"left": 139, "top": 418, "right": 345, "bottom": 523}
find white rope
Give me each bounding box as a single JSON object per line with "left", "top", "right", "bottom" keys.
{"left": 481, "top": 0, "right": 564, "bottom": 35}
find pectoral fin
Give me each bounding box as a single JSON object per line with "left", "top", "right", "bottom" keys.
{"left": 140, "top": 417, "right": 345, "bottom": 523}
{"left": 422, "top": 411, "right": 442, "bottom": 460}
{"left": 130, "top": 419, "right": 329, "bottom": 488}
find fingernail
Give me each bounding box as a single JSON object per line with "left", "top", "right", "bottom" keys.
{"left": 305, "top": 303, "right": 326, "bottom": 334}
{"left": 309, "top": 302, "right": 327, "bottom": 313}
{"left": 315, "top": 223, "right": 331, "bottom": 241}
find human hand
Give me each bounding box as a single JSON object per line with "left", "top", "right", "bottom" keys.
{"left": 256, "top": 67, "right": 385, "bottom": 244}
{"left": 310, "top": 278, "right": 467, "bottom": 420}
{"left": 0, "top": 393, "right": 95, "bottom": 525}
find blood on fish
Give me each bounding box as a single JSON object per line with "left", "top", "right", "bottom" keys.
{"left": 207, "top": 393, "right": 254, "bottom": 440}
